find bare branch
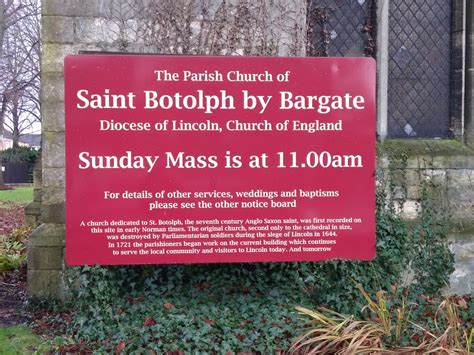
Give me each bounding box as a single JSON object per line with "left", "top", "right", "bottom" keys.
{"left": 0, "top": 0, "right": 41, "bottom": 146}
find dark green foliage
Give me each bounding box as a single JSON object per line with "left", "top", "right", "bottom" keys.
{"left": 297, "top": 192, "right": 411, "bottom": 314}
{"left": 64, "top": 148, "right": 455, "bottom": 352}
{"left": 408, "top": 185, "right": 455, "bottom": 294}
{"left": 296, "top": 148, "right": 454, "bottom": 315}
{"left": 0, "top": 146, "right": 40, "bottom": 179}
{"left": 68, "top": 264, "right": 305, "bottom": 352}
{"left": 0, "top": 146, "right": 39, "bottom": 164}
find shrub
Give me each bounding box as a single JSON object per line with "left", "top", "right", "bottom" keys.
{"left": 63, "top": 149, "right": 455, "bottom": 352}
{"left": 0, "top": 146, "right": 40, "bottom": 181}
{"left": 66, "top": 264, "right": 305, "bottom": 352}
{"left": 0, "top": 226, "right": 31, "bottom": 271}
{"left": 290, "top": 287, "right": 473, "bottom": 354}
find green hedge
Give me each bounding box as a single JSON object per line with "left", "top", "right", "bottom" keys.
{"left": 0, "top": 146, "right": 40, "bottom": 179}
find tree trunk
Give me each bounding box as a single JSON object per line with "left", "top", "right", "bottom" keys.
{"left": 11, "top": 93, "right": 19, "bottom": 148}
{"left": 0, "top": 2, "right": 10, "bottom": 189}
{"left": 0, "top": 1, "right": 4, "bottom": 57}
{"left": 0, "top": 94, "right": 6, "bottom": 187}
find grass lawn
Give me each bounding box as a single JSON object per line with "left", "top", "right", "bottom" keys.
{"left": 0, "top": 326, "right": 48, "bottom": 354}
{"left": 0, "top": 187, "right": 33, "bottom": 205}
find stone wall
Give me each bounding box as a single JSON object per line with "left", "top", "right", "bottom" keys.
{"left": 31, "top": 0, "right": 306, "bottom": 298}
{"left": 30, "top": 0, "right": 474, "bottom": 298}
{"left": 24, "top": 158, "right": 42, "bottom": 226}
{"left": 380, "top": 140, "right": 474, "bottom": 295}
{"left": 30, "top": 0, "right": 123, "bottom": 298}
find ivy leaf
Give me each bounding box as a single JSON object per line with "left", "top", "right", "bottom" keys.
{"left": 194, "top": 282, "right": 211, "bottom": 289}
{"left": 163, "top": 302, "right": 174, "bottom": 310}
{"left": 143, "top": 316, "right": 156, "bottom": 326}
{"left": 236, "top": 334, "right": 246, "bottom": 341}
{"left": 115, "top": 341, "right": 125, "bottom": 354}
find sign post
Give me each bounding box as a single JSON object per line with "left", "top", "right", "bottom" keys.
{"left": 65, "top": 55, "right": 375, "bottom": 265}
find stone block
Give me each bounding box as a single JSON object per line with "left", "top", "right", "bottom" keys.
{"left": 27, "top": 269, "right": 63, "bottom": 299}
{"left": 42, "top": 132, "right": 65, "bottom": 168}
{"left": 42, "top": 203, "right": 66, "bottom": 224}
{"left": 405, "top": 169, "right": 421, "bottom": 186}
{"left": 43, "top": 168, "right": 65, "bottom": 188}
{"left": 43, "top": 0, "right": 112, "bottom": 18}
{"left": 377, "top": 156, "right": 390, "bottom": 169}
{"left": 75, "top": 17, "right": 119, "bottom": 44}
{"left": 391, "top": 185, "right": 406, "bottom": 200}
{"left": 42, "top": 101, "right": 64, "bottom": 132}
{"left": 396, "top": 200, "right": 419, "bottom": 220}
{"left": 448, "top": 240, "right": 474, "bottom": 295}
{"left": 29, "top": 223, "right": 65, "bottom": 247}
{"left": 447, "top": 169, "right": 474, "bottom": 187}
{"left": 446, "top": 191, "right": 474, "bottom": 221}
{"left": 41, "top": 73, "right": 64, "bottom": 103}
{"left": 407, "top": 156, "right": 451, "bottom": 170}
{"left": 122, "top": 42, "right": 148, "bottom": 53}
{"left": 448, "top": 262, "right": 474, "bottom": 295}
{"left": 406, "top": 185, "right": 420, "bottom": 200}
{"left": 74, "top": 17, "right": 140, "bottom": 47}
{"left": 28, "top": 246, "right": 64, "bottom": 270}
{"left": 24, "top": 202, "right": 41, "bottom": 226}
{"left": 42, "top": 43, "right": 71, "bottom": 74}
{"left": 447, "top": 185, "right": 474, "bottom": 202}
{"left": 110, "top": 0, "right": 145, "bottom": 19}
{"left": 449, "top": 227, "right": 474, "bottom": 242}
{"left": 33, "top": 161, "right": 43, "bottom": 190}
{"left": 42, "top": 187, "right": 65, "bottom": 205}
{"left": 120, "top": 19, "right": 140, "bottom": 44}
{"left": 431, "top": 155, "right": 474, "bottom": 169}
{"left": 25, "top": 215, "right": 40, "bottom": 227}
{"left": 42, "top": 16, "right": 74, "bottom": 43}
{"left": 33, "top": 186, "right": 42, "bottom": 202}
{"left": 406, "top": 157, "right": 425, "bottom": 169}
{"left": 423, "top": 169, "right": 447, "bottom": 185}
{"left": 33, "top": 188, "right": 43, "bottom": 203}
{"left": 457, "top": 242, "right": 474, "bottom": 260}
{"left": 33, "top": 188, "right": 42, "bottom": 203}
{"left": 42, "top": 43, "right": 103, "bottom": 74}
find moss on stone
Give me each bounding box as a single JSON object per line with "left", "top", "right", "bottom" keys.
{"left": 379, "top": 139, "right": 474, "bottom": 157}
{"left": 449, "top": 219, "right": 474, "bottom": 235}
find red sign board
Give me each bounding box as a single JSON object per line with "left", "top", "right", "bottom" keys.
{"left": 65, "top": 55, "right": 375, "bottom": 265}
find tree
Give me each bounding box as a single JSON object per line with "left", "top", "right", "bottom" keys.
{"left": 0, "top": 2, "right": 4, "bottom": 54}
{"left": 0, "top": 1, "right": 7, "bottom": 187}
{"left": 0, "top": 0, "right": 40, "bottom": 149}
